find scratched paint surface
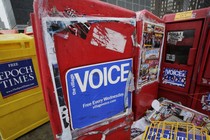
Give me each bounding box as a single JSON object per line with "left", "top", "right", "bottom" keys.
{"left": 91, "top": 25, "right": 127, "bottom": 53}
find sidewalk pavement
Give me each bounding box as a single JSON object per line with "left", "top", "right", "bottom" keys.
{"left": 0, "top": 122, "right": 54, "bottom": 140}
{"left": 17, "top": 122, "right": 54, "bottom": 140}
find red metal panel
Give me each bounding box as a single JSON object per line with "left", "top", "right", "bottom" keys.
{"left": 74, "top": 113, "right": 133, "bottom": 140}
{"left": 197, "top": 25, "right": 210, "bottom": 86}
{"left": 204, "top": 52, "right": 210, "bottom": 79}
{"left": 31, "top": 12, "right": 62, "bottom": 138}
{"left": 133, "top": 82, "right": 158, "bottom": 120}
{"left": 133, "top": 10, "right": 164, "bottom": 120}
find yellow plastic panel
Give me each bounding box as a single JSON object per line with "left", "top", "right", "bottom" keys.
{"left": 0, "top": 34, "right": 49, "bottom": 140}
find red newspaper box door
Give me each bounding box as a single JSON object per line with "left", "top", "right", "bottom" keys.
{"left": 159, "top": 21, "right": 202, "bottom": 106}
{"left": 133, "top": 10, "right": 165, "bottom": 120}
{"left": 159, "top": 8, "right": 210, "bottom": 107}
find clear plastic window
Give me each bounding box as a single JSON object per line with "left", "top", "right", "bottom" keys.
{"left": 165, "top": 30, "right": 195, "bottom": 64}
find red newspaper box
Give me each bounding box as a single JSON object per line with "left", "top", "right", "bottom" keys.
{"left": 32, "top": 0, "right": 138, "bottom": 139}
{"left": 160, "top": 8, "right": 210, "bottom": 116}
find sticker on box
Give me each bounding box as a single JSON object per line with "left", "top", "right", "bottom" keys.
{"left": 162, "top": 68, "right": 187, "bottom": 87}
{"left": 0, "top": 59, "right": 38, "bottom": 98}
{"left": 144, "top": 49, "right": 159, "bottom": 60}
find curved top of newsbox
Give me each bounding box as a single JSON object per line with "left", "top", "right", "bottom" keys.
{"left": 136, "top": 9, "right": 165, "bottom": 24}
{"left": 34, "top": 0, "right": 136, "bottom": 18}
{"left": 163, "top": 7, "right": 210, "bottom": 23}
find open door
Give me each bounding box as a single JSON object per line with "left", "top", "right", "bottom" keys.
{"left": 158, "top": 8, "right": 209, "bottom": 107}
{"left": 159, "top": 14, "right": 204, "bottom": 106}
{"left": 160, "top": 20, "right": 203, "bottom": 92}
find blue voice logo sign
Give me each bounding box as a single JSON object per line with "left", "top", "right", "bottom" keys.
{"left": 66, "top": 59, "right": 133, "bottom": 129}
{"left": 70, "top": 62, "right": 130, "bottom": 93}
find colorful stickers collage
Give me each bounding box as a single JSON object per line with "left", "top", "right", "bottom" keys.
{"left": 138, "top": 22, "right": 164, "bottom": 88}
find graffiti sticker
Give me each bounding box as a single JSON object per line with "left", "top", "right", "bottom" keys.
{"left": 162, "top": 68, "right": 187, "bottom": 87}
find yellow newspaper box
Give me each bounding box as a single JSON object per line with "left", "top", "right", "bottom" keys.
{"left": 0, "top": 34, "right": 49, "bottom": 140}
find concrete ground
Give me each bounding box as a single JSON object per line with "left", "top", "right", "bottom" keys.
{"left": 0, "top": 122, "right": 53, "bottom": 140}
{"left": 0, "top": 122, "right": 54, "bottom": 140}
{"left": 16, "top": 122, "right": 54, "bottom": 140}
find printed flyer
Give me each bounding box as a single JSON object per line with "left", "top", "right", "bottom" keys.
{"left": 162, "top": 68, "right": 187, "bottom": 87}
{"left": 167, "top": 31, "right": 184, "bottom": 45}
{"left": 0, "top": 59, "right": 38, "bottom": 97}
{"left": 138, "top": 21, "right": 164, "bottom": 88}
{"left": 201, "top": 93, "right": 210, "bottom": 111}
